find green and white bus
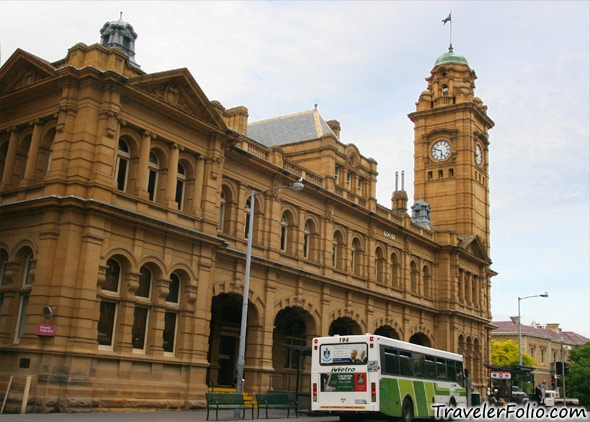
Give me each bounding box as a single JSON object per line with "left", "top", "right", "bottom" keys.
{"left": 311, "top": 334, "right": 466, "bottom": 421}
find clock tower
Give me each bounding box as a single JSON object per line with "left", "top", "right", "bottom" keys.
{"left": 409, "top": 45, "right": 494, "bottom": 252}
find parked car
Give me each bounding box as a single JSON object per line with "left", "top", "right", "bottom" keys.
{"left": 543, "top": 390, "right": 580, "bottom": 407}
{"left": 511, "top": 386, "right": 528, "bottom": 404}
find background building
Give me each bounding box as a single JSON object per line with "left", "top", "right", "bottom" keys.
{"left": 492, "top": 320, "right": 589, "bottom": 388}
{"left": 0, "top": 18, "right": 494, "bottom": 412}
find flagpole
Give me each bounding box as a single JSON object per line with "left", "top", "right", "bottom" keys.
{"left": 449, "top": 10, "right": 453, "bottom": 47}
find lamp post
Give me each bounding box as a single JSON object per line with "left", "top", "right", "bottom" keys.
{"left": 517, "top": 292, "right": 549, "bottom": 366}
{"left": 235, "top": 181, "right": 303, "bottom": 401}
{"left": 560, "top": 336, "right": 571, "bottom": 406}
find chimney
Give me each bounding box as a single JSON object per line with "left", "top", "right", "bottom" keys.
{"left": 226, "top": 106, "right": 249, "bottom": 134}
{"left": 546, "top": 323, "right": 561, "bottom": 333}
{"left": 327, "top": 120, "right": 341, "bottom": 139}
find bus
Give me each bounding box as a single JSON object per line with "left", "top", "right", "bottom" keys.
{"left": 311, "top": 334, "right": 466, "bottom": 421}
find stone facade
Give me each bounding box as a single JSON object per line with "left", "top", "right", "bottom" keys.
{"left": 0, "top": 21, "right": 494, "bottom": 413}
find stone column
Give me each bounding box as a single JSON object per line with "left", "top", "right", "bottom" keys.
{"left": 1, "top": 127, "right": 19, "bottom": 186}
{"left": 193, "top": 155, "right": 205, "bottom": 212}
{"left": 165, "top": 143, "right": 180, "bottom": 208}
{"left": 135, "top": 131, "right": 152, "bottom": 197}
{"left": 23, "top": 120, "right": 42, "bottom": 182}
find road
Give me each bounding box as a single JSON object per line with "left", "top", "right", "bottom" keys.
{"left": 0, "top": 409, "right": 339, "bottom": 422}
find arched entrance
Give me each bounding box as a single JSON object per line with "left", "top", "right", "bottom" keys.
{"left": 329, "top": 317, "right": 362, "bottom": 336}
{"left": 409, "top": 332, "right": 431, "bottom": 347}
{"left": 272, "top": 307, "right": 313, "bottom": 392}
{"left": 375, "top": 325, "right": 401, "bottom": 339}
{"left": 207, "top": 293, "right": 242, "bottom": 388}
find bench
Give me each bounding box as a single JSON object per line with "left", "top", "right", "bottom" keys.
{"left": 256, "top": 392, "right": 299, "bottom": 419}
{"left": 206, "top": 392, "right": 254, "bottom": 420}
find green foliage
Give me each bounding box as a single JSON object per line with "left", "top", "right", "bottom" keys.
{"left": 567, "top": 342, "right": 590, "bottom": 407}
{"left": 491, "top": 339, "right": 536, "bottom": 367}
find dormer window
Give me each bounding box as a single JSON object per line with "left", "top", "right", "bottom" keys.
{"left": 441, "top": 85, "right": 449, "bottom": 96}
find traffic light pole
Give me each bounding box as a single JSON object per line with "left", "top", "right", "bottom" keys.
{"left": 560, "top": 337, "right": 567, "bottom": 406}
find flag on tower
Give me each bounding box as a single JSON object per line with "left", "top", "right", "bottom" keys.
{"left": 442, "top": 12, "right": 451, "bottom": 25}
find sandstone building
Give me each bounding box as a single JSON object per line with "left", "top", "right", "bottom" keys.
{"left": 0, "top": 17, "right": 494, "bottom": 412}
{"left": 492, "top": 321, "right": 589, "bottom": 389}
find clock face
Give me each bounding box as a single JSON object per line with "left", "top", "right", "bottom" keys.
{"left": 431, "top": 140, "right": 451, "bottom": 161}
{"left": 475, "top": 144, "right": 483, "bottom": 165}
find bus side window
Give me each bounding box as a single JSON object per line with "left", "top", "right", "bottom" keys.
{"left": 399, "top": 351, "right": 413, "bottom": 377}
{"left": 425, "top": 356, "right": 436, "bottom": 379}
{"left": 383, "top": 350, "right": 399, "bottom": 375}
{"left": 436, "top": 358, "right": 448, "bottom": 380}
{"left": 413, "top": 353, "right": 425, "bottom": 378}
{"left": 447, "top": 361, "right": 461, "bottom": 382}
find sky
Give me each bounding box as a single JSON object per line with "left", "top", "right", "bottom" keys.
{"left": 1, "top": 1, "right": 589, "bottom": 338}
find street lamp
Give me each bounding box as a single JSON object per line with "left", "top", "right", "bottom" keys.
{"left": 516, "top": 292, "right": 549, "bottom": 366}
{"left": 235, "top": 180, "right": 304, "bottom": 400}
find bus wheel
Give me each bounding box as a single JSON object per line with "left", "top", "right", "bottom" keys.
{"left": 402, "top": 398, "right": 413, "bottom": 422}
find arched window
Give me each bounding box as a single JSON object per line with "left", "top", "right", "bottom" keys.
{"left": 0, "top": 139, "right": 9, "bottom": 183}
{"left": 166, "top": 273, "right": 180, "bottom": 304}
{"left": 98, "top": 258, "right": 122, "bottom": 347}
{"left": 115, "top": 138, "right": 130, "bottom": 191}
{"left": 351, "top": 237, "right": 361, "bottom": 275}
{"left": 423, "top": 265, "right": 431, "bottom": 298}
{"left": 0, "top": 249, "right": 8, "bottom": 286}
{"left": 15, "top": 248, "right": 35, "bottom": 342}
{"left": 472, "top": 275, "right": 478, "bottom": 308}
{"left": 458, "top": 270, "right": 464, "bottom": 303}
{"left": 23, "top": 250, "right": 34, "bottom": 286}
{"left": 442, "top": 84, "right": 449, "bottom": 96}
{"left": 164, "top": 272, "right": 182, "bottom": 354}
{"left": 375, "top": 247, "right": 385, "bottom": 282}
{"left": 303, "top": 220, "right": 311, "bottom": 259}
{"left": 410, "top": 261, "right": 419, "bottom": 294}
{"left": 219, "top": 189, "right": 227, "bottom": 233}
{"left": 147, "top": 151, "right": 159, "bottom": 201}
{"left": 303, "top": 218, "right": 318, "bottom": 261}
{"left": 14, "top": 134, "right": 31, "bottom": 182}
{"left": 390, "top": 253, "right": 400, "bottom": 288}
{"left": 280, "top": 212, "right": 288, "bottom": 252}
{"left": 332, "top": 231, "right": 345, "bottom": 270}
{"left": 103, "top": 258, "right": 121, "bottom": 292}
{"left": 175, "top": 163, "right": 186, "bottom": 210}
{"left": 132, "top": 265, "right": 153, "bottom": 350}
{"left": 136, "top": 266, "right": 152, "bottom": 298}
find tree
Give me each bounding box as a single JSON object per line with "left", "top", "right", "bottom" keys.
{"left": 491, "top": 339, "right": 536, "bottom": 367}
{"left": 567, "top": 341, "right": 590, "bottom": 407}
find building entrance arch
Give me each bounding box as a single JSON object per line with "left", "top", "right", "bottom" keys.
{"left": 207, "top": 293, "right": 243, "bottom": 388}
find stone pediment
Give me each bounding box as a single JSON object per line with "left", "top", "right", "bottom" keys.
{"left": 127, "top": 69, "right": 227, "bottom": 131}
{"left": 0, "top": 48, "right": 57, "bottom": 95}
{"left": 458, "top": 234, "right": 489, "bottom": 262}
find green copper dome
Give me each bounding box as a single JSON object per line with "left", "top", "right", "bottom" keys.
{"left": 434, "top": 44, "right": 469, "bottom": 67}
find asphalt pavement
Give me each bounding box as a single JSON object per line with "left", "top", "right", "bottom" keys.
{"left": 0, "top": 409, "right": 339, "bottom": 422}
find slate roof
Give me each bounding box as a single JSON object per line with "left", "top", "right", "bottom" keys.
{"left": 246, "top": 108, "right": 336, "bottom": 147}
{"left": 492, "top": 320, "right": 589, "bottom": 346}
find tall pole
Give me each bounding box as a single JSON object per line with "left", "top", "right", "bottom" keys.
{"left": 236, "top": 190, "right": 256, "bottom": 400}
{"left": 234, "top": 181, "right": 303, "bottom": 416}
{"left": 518, "top": 297, "right": 522, "bottom": 366}
{"left": 517, "top": 293, "right": 549, "bottom": 366}
{"left": 561, "top": 336, "right": 567, "bottom": 406}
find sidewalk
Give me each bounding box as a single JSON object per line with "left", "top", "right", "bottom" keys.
{"left": 0, "top": 409, "right": 340, "bottom": 422}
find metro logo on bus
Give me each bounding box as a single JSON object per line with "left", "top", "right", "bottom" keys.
{"left": 331, "top": 367, "right": 356, "bottom": 373}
